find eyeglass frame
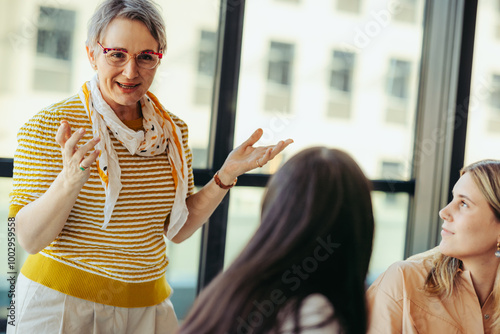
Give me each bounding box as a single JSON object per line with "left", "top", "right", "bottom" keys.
{"left": 96, "top": 42, "right": 163, "bottom": 69}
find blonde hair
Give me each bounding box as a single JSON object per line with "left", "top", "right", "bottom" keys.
{"left": 416, "top": 160, "right": 500, "bottom": 332}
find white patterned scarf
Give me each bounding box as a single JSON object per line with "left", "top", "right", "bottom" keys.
{"left": 78, "top": 74, "right": 189, "bottom": 240}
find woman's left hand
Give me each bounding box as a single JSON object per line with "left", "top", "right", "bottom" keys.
{"left": 217, "top": 128, "right": 293, "bottom": 184}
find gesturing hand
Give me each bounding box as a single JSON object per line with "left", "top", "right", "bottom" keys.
{"left": 55, "top": 120, "right": 100, "bottom": 184}
{"left": 218, "top": 128, "right": 293, "bottom": 183}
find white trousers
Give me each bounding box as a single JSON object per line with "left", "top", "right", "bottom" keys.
{"left": 6, "top": 273, "right": 179, "bottom": 334}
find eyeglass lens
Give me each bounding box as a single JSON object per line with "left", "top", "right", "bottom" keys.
{"left": 105, "top": 50, "right": 160, "bottom": 69}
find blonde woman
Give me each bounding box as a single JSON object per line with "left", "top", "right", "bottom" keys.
{"left": 367, "top": 159, "right": 500, "bottom": 334}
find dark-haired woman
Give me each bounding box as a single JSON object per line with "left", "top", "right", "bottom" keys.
{"left": 178, "top": 147, "right": 375, "bottom": 334}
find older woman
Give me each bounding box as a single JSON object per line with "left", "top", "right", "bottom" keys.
{"left": 7, "top": 0, "right": 292, "bottom": 333}
{"left": 367, "top": 160, "right": 500, "bottom": 334}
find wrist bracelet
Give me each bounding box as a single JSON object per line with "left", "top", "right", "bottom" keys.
{"left": 214, "top": 171, "right": 237, "bottom": 189}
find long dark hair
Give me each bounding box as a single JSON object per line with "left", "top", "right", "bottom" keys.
{"left": 179, "top": 147, "right": 374, "bottom": 334}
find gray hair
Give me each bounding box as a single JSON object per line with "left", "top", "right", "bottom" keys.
{"left": 86, "top": 0, "right": 166, "bottom": 56}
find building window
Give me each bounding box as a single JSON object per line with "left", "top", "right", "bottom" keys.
{"left": 336, "top": 0, "right": 361, "bottom": 14}
{"left": 267, "top": 41, "right": 294, "bottom": 86}
{"left": 197, "top": 30, "right": 217, "bottom": 77}
{"left": 330, "top": 51, "right": 355, "bottom": 93}
{"left": 36, "top": 7, "right": 75, "bottom": 60}
{"left": 487, "top": 74, "right": 500, "bottom": 133}
{"left": 33, "top": 6, "right": 76, "bottom": 92}
{"left": 194, "top": 30, "right": 217, "bottom": 105}
{"left": 264, "top": 41, "right": 295, "bottom": 113}
{"left": 490, "top": 74, "right": 500, "bottom": 109}
{"left": 327, "top": 50, "right": 355, "bottom": 119}
{"left": 393, "top": 0, "right": 417, "bottom": 24}
{"left": 385, "top": 58, "right": 411, "bottom": 125}
{"left": 386, "top": 58, "right": 411, "bottom": 99}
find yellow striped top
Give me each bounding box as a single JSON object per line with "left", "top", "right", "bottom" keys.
{"left": 9, "top": 94, "right": 195, "bottom": 307}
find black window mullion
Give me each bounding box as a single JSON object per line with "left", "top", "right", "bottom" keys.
{"left": 0, "top": 158, "right": 13, "bottom": 177}
{"left": 447, "top": 0, "right": 477, "bottom": 201}
{"left": 196, "top": 0, "right": 246, "bottom": 293}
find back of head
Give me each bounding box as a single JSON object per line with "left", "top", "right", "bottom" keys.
{"left": 86, "top": 0, "right": 166, "bottom": 54}
{"left": 255, "top": 147, "right": 374, "bottom": 291}
{"left": 180, "top": 147, "right": 374, "bottom": 334}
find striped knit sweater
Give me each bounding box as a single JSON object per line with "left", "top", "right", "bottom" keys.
{"left": 9, "top": 94, "right": 194, "bottom": 307}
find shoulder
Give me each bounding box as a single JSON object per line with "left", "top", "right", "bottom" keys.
{"left": 21, "top": 95, "right": 84, "bottom": 130}
{"left": 367, "top": 256, "right": 433, "bottom": 301}
{"left": 166, "top": 110, "right": 188, "bottom": 131}
{"left": 300, "top": 294, "right": 336, "bottom": 323}
{"left": 279, "top": 294, "right": 342, "bottom": 334}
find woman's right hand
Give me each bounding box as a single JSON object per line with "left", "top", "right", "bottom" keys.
{"left": 15, "top": 120, "right": 101, "bottom": 254}
{"left": 55, "top": 120, "right": 100, "bottom": 185}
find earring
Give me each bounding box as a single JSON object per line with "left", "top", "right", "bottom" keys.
{"left": 495, "top": 242, "right": 500, "bottom": 258}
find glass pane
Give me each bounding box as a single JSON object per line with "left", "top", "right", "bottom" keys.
{"left": 234, "top": 0, "right": 425, "bottom": 179}
{"left": 157, "top": 2, "right": 219, "bottom": 168}
{"left": 224, "top": 187, "right": 265, "bottom": 268}
{"left": 464, "top": 0, "right": 500, "bottom": 164}
{"left": 224, "top": 187, "right": 408, "bottom": 284}
{"left": 368, "top": 191, "right": 408, "bottom": 283}
{"left": 166, "top": 229, "right": 201, "bottom": 321}
{"left": 0, "top": 0, "right": 217, "bottom": 168}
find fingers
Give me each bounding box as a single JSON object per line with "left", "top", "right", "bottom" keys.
{"left": 64, "top": 127, "right": 87, "bottom": 156}
{"left": 64, "top": 128, "right": 100, "bottom": 160}
{"left": 57, "top": 123, "right": 101, "bottom": 172}
{"left": 259, "top": 138, "right": 294, "bottom": 165}
{"left": 78, "top": 136, "right": 101, "bottom": 160}
{"left": 80, "top": 149, "right": 100, "bottom": 170}
{"left": 240, "top": 128, "right": 264, "bottom": 148}
{"left": 270, "top": 139, "right": 293, "bottom": 158}
{"left": 56, "top": 120, "right": 72, "bottom": 148}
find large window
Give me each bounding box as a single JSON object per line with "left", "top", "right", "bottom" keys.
{"left": 234, "top": 0, "right": 425, "bottom": 282}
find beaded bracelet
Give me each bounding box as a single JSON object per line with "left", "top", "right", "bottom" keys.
{"left": 214, "top": 171, "right": 237, "bottom": 189}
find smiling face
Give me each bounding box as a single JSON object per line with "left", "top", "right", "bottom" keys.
{"left": 439, "top": 172, "right": 500, "bottom": 263}
{"left": 87, "top": 17, "right": 161, "bottom": 119}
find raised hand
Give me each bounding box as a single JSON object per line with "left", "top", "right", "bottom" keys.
{"left": 55, "top": 120, "right": 100, "bottom": 183}
{"left": 218, "top": 128, "right": 293, "bottom": 183}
